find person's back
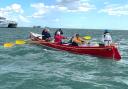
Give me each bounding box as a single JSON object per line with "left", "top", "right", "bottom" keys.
{"left": 42, "top": 29, "right": 46, "bottom": 39}
{"left": 71, "top": 34, "right": 83, "bottom": 46}
{"left": 42, "top": 29, "right": 51, "bottom": 41}
{"left": 102, "top": 30, "right": 112, "bottom": 46}
{"left": 104, "top": 33, "right": 112, "bottom": 41}
{"left": 54, "top": 31, "right": 65, "bottom": 44}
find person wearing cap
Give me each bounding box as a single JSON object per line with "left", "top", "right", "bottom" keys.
{"left": 102, "top": 30, "right": 112, "bottom": 46}
{"left": 54, "top": 31, "right": 66, "bottom": 44}
{"left": 42, "top": 28, "right": 51, "bottom": 41}
{"left": 54, "top": 28, "right": 63, "bottom": 36}
{"left": 104, "top": 30, "right": 108, "bottom": 37}
{"left": 71, "top": 34, "right": 84, "bottom": 46}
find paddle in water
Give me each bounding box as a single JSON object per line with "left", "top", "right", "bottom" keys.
{"left": 83, "top": 36, "right": 92, "bottom": 40}
{"left": 15, "top": 40, "right": 26, "bottom": 44}
{"left": 3, "top": 39, "right": 30, "bottom": 48}
{"left": 4, "top": 42, "right": 15, "bottom": 48}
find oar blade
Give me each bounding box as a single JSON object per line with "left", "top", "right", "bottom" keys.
{"left": 15, "top": 40, "right": 26, "bottom": 44}
{"left": 4, "top": 43, "right": 14, "bottom": 48}
{"left": 84, "top": 36, "right": 92, "bottom": 40}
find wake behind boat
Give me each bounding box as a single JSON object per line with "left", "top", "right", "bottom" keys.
{"left": 29, "top": 32, "right": 121, "bottom": 61}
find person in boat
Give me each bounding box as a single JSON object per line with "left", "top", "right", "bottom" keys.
{"left": 68, "top": 34, "right": 77, "bottom": 44}
{"left": 54, "top": 31, "right": 66, "bottom": 44}
{"left": 42, "top": 28, "right": 51, "bottom": 41}
{"left": 71, "top": 34, "right": 85, "bottom": 46}
{"left": 102, "top": 30, "right": 112, "bottom": 46}
{"left": 54, "top": 28, "right": 63, "bottom": 35}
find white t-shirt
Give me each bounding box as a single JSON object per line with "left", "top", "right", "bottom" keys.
{"left": 104, "top": 33, "right": 112, "bottom": 42}
{"left": 102, "top": 33, "right": 112, "bottom": 46}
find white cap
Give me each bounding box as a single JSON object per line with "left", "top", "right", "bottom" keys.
{"left": 57, "top": 31, "right": 60, "bottom": 35}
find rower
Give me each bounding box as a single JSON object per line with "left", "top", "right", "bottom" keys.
{"left": 42, "top": 28, "right": 51, "bottom": 41}
{"left": 102, "top": 30, "right": 112, "bottom": 46}
{"left": 54, "top": 31, "right": 66, "bottom": 44}
{"left": 71, "top": 34, "right": 84, "bottom": 46}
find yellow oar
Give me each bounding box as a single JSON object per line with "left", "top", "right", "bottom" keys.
{"left": 3, "top": 39, "right": 29, "bottom": 48}
{"left": 83, "top": 36, "right": 92, "bottom": 40}
{"left": 15, "top": 40, "right": 26, "bottom": 44}
{"left": 15, "top": 39, "right": 31, "bottom": 44}
{"left": 4, "top": 42, "right": 15, "bottom": 48}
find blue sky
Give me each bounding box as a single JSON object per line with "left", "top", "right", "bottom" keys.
{"left": 0, "top": 0, "right": 128, "bottom": 30}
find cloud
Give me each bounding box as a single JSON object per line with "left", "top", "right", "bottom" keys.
{"left": 19, "top": 15, "right": 30, "bottom": 23}
{"left": 56, "top": 0, "right": 79, "bottom": 4}
{"left": 31, "top": 3, "right": 53, "bottom": 18}
{"left": 10, "top": 3, "right": 24, "bottom": 13}
{"left": 53, "top": 18, "right": 60, "bottom": 22}
{"left": 56, "top": 0, "right": 95, "bottom": 12}
{"left": 0, "top": 3, "right": 23, "bottom": 15}
{"left": 99, "top": 4, "right": 128, "bottom": 16}
{"left": 30, "top": 1, "right": 95, "bottom": 18}
{"left": 0, "top": 3, "right": 24, "bottom": 19}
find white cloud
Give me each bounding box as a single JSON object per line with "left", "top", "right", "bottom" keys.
{"left": 10, "top": 3, "right": 24, "bottom": 13}
{"left": 99, "top": 4, "right": 128, "bottom": 16}
{"left": 57, "top": 6, "right": 68, "bottom": 11}
{"left": 0, "top": 3, "right": 25, "bottom": 26}
{"left": 0, "top": 3, "right": 24, "bottom": 20}
{"left": 30, "top": 1, "right": 95, "bottom": 18}
{"left": 31, "top": 3, "right": 51, "bottom": 18}
{"left": 19, "top": 15, "right": 30, "bottom": 23}
{"left": 56, "top": 0, "right": 79, "bottom": 3}
{"left": 103, "top": 2, "right": 110, "bottom": 5}
{"left": 56, "top": 0, "right": 95, "bottom": 12}
{"left": 0, "top": 3, "right": 23, "bottom": 15}
{"left": 0, "top": 10, "right": 8, "bottom": 17}
{"left": 54, "top": 18, "right": 60, "bottom": 22}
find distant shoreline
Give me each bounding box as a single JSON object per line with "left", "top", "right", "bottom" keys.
{"left": 15, "top": 27, "right": 128, "bottom": 31}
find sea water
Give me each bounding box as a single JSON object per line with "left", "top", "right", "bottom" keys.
{"left": 0, "top": 27, "right": 128, "bottom": 89}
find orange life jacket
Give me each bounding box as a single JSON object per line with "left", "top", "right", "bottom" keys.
{"left": 72, "top": 37, "right": 82, "bottom": 44}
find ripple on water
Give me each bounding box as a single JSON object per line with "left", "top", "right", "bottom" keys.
{"left": 0, "top": 35, "right": 128, "bottom": 89}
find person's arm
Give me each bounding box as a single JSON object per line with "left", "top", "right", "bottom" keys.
{"left": 101, "top": 35, "right": 105, "bottom": 42}
{"left": 48, "top": 33, "right": 51, "bottom": 37}
{"left": 72, "top": 37, "right": 82, "bottom": 44}
{"left": 108, "top": 35, "right": 112, "bottom": 43}
{"left": 60, "top": 35, "right": 66, "bottom": 39}
{"left": 80, "top": 37, "right": 85, "bottom": 42}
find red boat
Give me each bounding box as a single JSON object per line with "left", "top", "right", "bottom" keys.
{"left": 30, "top": 32, "right": 121, "bottom": 61}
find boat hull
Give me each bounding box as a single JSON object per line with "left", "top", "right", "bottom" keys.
{"left": 8, "top": 23, "right": 17, "bottom": 28}
{"left": 30, "top": 32, "right": 121, "bottom": 61}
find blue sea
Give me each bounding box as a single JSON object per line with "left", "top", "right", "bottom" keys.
{"left": 0, "top": 27, "right": 128, "bottom": 89}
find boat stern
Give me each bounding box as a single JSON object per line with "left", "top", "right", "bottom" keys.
{"left": 112, "top": 46, "right": 121, "bottom": 61}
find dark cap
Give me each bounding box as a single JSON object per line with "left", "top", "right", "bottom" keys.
{"left": 76, "top": 34, "right": 79, "bottom": 37}
{"left": 58, "top": 28, "right": 61, "bottom": 30}
{"left": 104, "top": 30, "right": 109, "bottom": 34}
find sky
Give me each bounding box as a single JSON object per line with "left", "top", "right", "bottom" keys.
{"left": 0, "top": 0, "right": 128, "bottom": 30}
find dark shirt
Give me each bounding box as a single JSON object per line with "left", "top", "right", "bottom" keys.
{"left": 42, "top": 31, "right": 51, "bottom": 40}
